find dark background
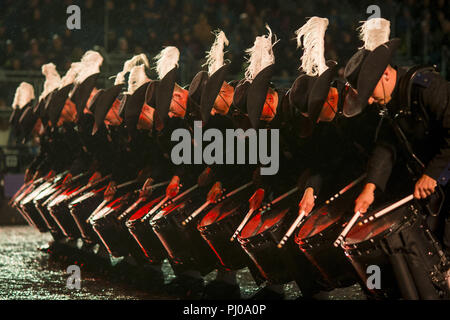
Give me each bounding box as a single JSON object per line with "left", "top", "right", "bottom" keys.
{"left": 0, "top": 0, "right": 448, "bottom": 107}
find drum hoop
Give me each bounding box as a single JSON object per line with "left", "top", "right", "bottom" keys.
{"left": 198, "top": 200, "right": 246, "bottom": 229}
{"left": 296, "top": 218, "right": 343, "bottom": 247}
{"left": 343, "top": 204, "right": 419, "bottom": 252}
{"left": 238, "top": 207, "right": 291, "bottom": 243}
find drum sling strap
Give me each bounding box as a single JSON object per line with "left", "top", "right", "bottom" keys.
{"left": 378, "top": 65, "right": 445, "bottom": 217}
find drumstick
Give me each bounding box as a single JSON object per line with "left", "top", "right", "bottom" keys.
{"left": 182, "top": 201, "right": 212, "bottom": 226}
{"left": 326, "top": 174, "right": 367, "bottom": 204}
{"left": 230, "top": 208, "right": 255, "bottom": 242}
{"left": 68, "top": 175, "right": 112, "bottom": 201}
{"left": 117, "top": 181, "right": 170, "bottom": 220}
{"left": 333, "top": 211, "right": 361, "bottom": 247}
{"left": 171, "top": 184, "right": 199, "bottom": 203}
{"left": 278, "top": 210, "right": 306, "bottom": 248}
{"left": 181, "top": 182, "right": 253, "bottom": 226}
{"left": 144, "top": 195, "right": 170, "bottom": 220}
{"left": 260, "top": 187, "right": 299, "bottom": 212}
{"left": 116, "top": 179, "right": 139, "bottom": 189}
{"left": 87, "top": 199, "right": 108, "bottom": 223}
{"left": 222, "top": 182, "right": 253, "bottom": 199}
{"left": 360, "top": 194, "right": 414, "bottom": 225}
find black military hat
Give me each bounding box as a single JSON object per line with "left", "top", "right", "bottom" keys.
{"left": 47, "top": 84, "right": 74, "bottom": 127}
{"left": 124, "top": 81, "right": 151, "bottom": 133}
{"left": 344, "top": 49, "right": 369, "bottom": 89}
{"left": 200, "top": 63, "right": 231, "bottom": 123}
{"left": 354, "top": 39, "right": 400, "bottom": 108}
{"left": 246, "top": 64, "right": 275, "bottom": 129}
{"left": 145, "top": 80, "right": 160, "bottom": 107}
{"left": 232, "top": 80, "right": 250, "bottom": 115}
{"left": 187, "top": 71, "right": 208, "bottom": 119}
{"left": 307, "top": 60, "right": 338, "bottom": 125}
{"left": 288, "top": 74, "right": 316, "bottom": 115}
{"left": 17, "top": 104, "right": 38, "bottom": 142}
{"left": 155, "top": 67, "right": 177, "bottom": 126}
{"left": 91, "top": 83, "right": 124, "bottom": 134}
{"left": 70, "top": 72, "right": 100, "bottom": 119}
{"left": 343, "top": 17, "right": 400, "bottom": 116}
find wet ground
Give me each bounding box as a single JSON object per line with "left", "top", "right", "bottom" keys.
{"left": 0, "top": 225, "right": 366, "bottom": 300}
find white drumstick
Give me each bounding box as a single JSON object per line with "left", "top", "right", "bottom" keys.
{"left": 182, "top": 182, "right": 252, "bottom": 226}
{"left": 118, "top": 197, "right": 145, "bottom": 221}
{"left": 182, "top": 201, "right": 212, "bottom": 226}
{"left": 172, "top": 184, "right": 198, "bottom": 202}
{"left": 144, "top": 195, "right": 170, "bottom": 220}
{"left": 269, "top": 187, "right": 299, "bottom": 208}
{"left": 361, "top": 194, "right": 414, "bottom": 224}
{"left": 223, "top": 182, "right": 253, "bottom": 199}
{"left": 230, "top": 208, "right": 255, "bottom": 242}
{"left": 333, "top": 211, "right": 361, "bottom": 247}
{"left": 278, "top": 210, "right": 306, "bottom": 248}
{"left": 87, "top": 199, "right": 108, "bottom": 223}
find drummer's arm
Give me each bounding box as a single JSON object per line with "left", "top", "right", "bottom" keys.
{"left": 355, "top": 143, "right": 396, "bottom": 213}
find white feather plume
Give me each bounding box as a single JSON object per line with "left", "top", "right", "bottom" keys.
{"left": 115, "top": 54, "right": 150, "bottom": 85}
{"left": 204, "top": 30, "right": 229, "bottom": 76}
{"left": 75, "top": 50, "right": 103, "bottom": 84}
{"left": 154, "top": 46, "right": 180, "bottom": 80}
{"left": 12, "top": 82, "right": 35, "bottom": 109}
{"left": 295, "top": 16, "right": 329, "bottom": 77}
{"left": 59, "top": 62, "right": 82, "bottom": 88}
{"left": 244, "top": 25, "right": 278, "bottom": 82}
{"left": 126, "top": 64, "right": 150, "bottom": 95}
{"left": 39, "top": 63, "right": 61, "bottom": 101}
{"left": 358, "top": 18, "right": 390, "bottom": 51}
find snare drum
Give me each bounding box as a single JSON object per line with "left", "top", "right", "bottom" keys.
{"left": 34, "top": 183, "right": 66, "bottom": 239}
{"left": 48, "top": 185, "right": 84, "bottom": 239}
{"left": 150, "top": 188, "right": 218, "bottom": 275}
{"left": 295, "top": 186, "right": 360, "bottom": 290}
{"left": 69, "top": 186, "right": 107, "bottom": 243}
{"left": 19, "top": 181, "right": 54, "bottom": 232}
{"left": 197, "top": 188, "right": 254, "bottom": 270}
{"left": 343, "top": 201, "right": 447, "bottom": 299}
{"left": 90, "top": 192, "right": 141, "bottom": 257}
{"left": 126, "top": 194, "right": 168, "bottom": 264}
{"left": 238, "top": 204, "right": 307, "bottom": 285}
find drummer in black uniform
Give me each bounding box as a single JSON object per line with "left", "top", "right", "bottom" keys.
{"left": 345, "top": 18, "right": 450, "bottom": 254}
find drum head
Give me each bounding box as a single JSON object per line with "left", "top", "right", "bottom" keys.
{"left": 345, "top": 204, "right": 412, "bottom": 245}
{"left": 152, "top": 201, "right": 184, "bottom": 221}
{"left": 198, "top": 198, "right": 243, "bottom": 228}
{"left": 128, "top": 195, "right": 165, "bottom": 222}
{"left": 297, "top": 205, "right": 341, "bottom": 240}
{"left": 240, "top": 207, "right": 289, "bottom": 239}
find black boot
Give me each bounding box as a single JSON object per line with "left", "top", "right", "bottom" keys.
{"left": 164, "top": 273, "right": 205, "bottom": 299}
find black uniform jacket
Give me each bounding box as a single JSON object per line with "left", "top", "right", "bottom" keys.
{"left": 366, "top": 66, "right": 450, "bottom": 191}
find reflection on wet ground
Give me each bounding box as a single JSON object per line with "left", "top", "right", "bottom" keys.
{"left": 0, "top": 226, "right": 365, "bottom": 300}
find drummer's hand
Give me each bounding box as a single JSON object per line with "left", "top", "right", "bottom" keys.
{"left": 414, "top": 174, "right": 437, "bottom": 199}
{"left": 88, "top": 171, "right": 102, "bottom": 185}
{"left": 249, "top": 188, "right": 265, "bottom": 210}
{"left": 299, "top": 187, "right": 315, "bottom": 216}
{"left": 104, "top": 181, "right": 117, "bottom": 201}
{"left": 139, "top": 177, "right": 155, "bottom": 198}
{"left": 354, "top": 183, "right": 376, "bottom": 214}
{"left": 166, "top": 176, "right": 181, "bottom": 198}
{"left": 198, "top": 167, "right": 214, "bottom": 187}
{"left": 207, "top": 182, "right": 223, "bottom": 203}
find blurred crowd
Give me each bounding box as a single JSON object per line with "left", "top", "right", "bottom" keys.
{"left": 0, "top": 0, "right": 448, "bottom": 106}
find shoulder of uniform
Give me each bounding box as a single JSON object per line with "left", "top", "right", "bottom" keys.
{"left": 412, "top": 71, "right": 435, "bottom": 88}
